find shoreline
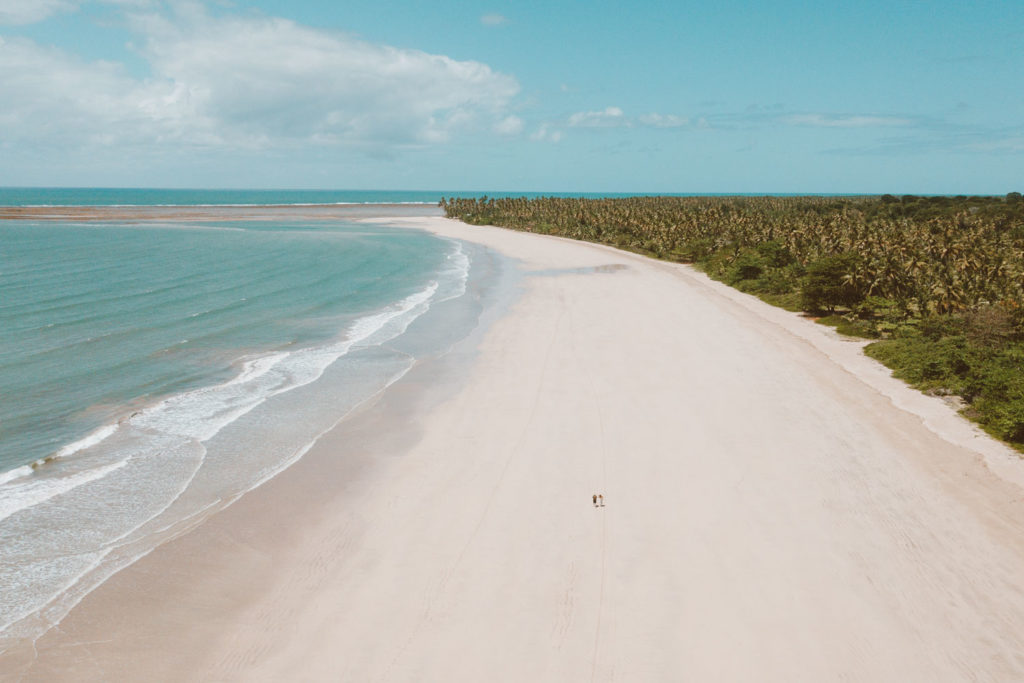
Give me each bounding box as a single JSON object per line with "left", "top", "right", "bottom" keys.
{"left": 0, "top": 212, "right": 493, "bottom": 657}
{"left": 5, "top": 216, "right": 1024, "bottom": 680}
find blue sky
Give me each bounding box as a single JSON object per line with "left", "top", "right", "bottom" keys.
{"left": 0, "top": 0, "right": 1021, "bottom": 193}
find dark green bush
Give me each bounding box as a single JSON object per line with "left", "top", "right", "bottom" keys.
{"left": 755, "top": 240, "right": 795, "bottom": 268}
{"left": 729, "top": 249, "right": 766, "bottom": 282}
{"left": 801, "top": 252, "right": 865, "bottom": 312}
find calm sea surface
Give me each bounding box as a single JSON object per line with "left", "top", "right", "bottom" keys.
{"left": 0, "top": 202, "right": 490, "bottom": 650}
{"left": 0, "top": 187, "right": 449, "bottom": 206}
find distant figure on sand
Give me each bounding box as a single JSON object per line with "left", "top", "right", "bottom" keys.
{"left": 599, "top": 494, "right": 604, "bottom": 507}
{"left": 592, "top": 494, "right": 598, "bottom": 506}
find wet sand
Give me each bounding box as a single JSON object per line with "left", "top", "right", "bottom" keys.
{"left": 5, "top": 214, "right": 1024, "bottom": 681}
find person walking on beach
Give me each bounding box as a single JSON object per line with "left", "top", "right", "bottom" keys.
{"left": 599, "top": 494, "right": 604, "bottom": 507}
{"left": 593, "top": 494, "right": 598, "bottom": 506}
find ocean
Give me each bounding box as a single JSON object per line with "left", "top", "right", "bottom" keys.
{"left": 0, "top": 186, "right": 782, "bottom": 208}
{"left": 0, "top": 187, "right": 448, "bottom": 207}
{"left": 0, "top": 193, "right": 498, "bottom": 650}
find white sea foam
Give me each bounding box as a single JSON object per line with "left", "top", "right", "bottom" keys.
{"left": 0, "top": 459, "right": 129, "bottom": 524}
{"left": 130, "top": 283, "right": 438, "bottom": 446}
{"left": 0, "top": 548, "right": 112, "bottom": 637}
{"left": 227, "top": 352, "right": 291, "bottom": 387}
{"left": 239, "top": 354, "right": 418, "bottom": 502}
{"left": 438, "top": 240, "right": 471, "bottom": 302}
{"left": 0, "top": 465, "right": 33, "bottom": 487}
{"left": 52, "top": 423, "right": 119, "bottom": 460}
{"left": 347, "top": 282, "right": 438, "bottom": 346}
{"left": 0, "top": 422, "right": 123, "bottom": 522}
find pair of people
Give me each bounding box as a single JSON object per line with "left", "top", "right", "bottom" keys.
{"left": 591, "top": 494, "right": 604, "bottom": 507}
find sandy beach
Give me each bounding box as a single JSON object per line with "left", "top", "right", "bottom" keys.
{"left": 6, "top": 215, "right": 1024, "bottom": 681}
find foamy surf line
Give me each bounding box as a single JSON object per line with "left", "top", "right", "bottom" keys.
{"left": 3, "top": 353, "right": 423, "bottom": 652}
{"left": 0, "top": 460, "right": 129, "bottom": 525}
{"left": 0, "top": 275, "right": 445, "bottom": 515}
{"left": 0, "top": 237, "right": 473, "bottom": 651}
{"left": 0, "top": 423, "right": 120, "bottom": 487}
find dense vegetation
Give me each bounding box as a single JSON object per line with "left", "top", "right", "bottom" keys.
{"left": 441, "top": 194, "right": 1024, "bottom": 449}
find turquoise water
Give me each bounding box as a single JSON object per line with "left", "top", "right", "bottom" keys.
{"left": 0, "top": 220, "right": 447, "bottom": 474}
{"left": 0, "top": 214, "right": 482, "bottom": 647}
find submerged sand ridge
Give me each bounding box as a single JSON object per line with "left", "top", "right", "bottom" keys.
{"left": 7, "top": 215, "right": 1024, "bottom": 681}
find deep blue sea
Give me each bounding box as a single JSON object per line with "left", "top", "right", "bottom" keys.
{"left": 0, "top": 195, "right": 497, "bottom": 648}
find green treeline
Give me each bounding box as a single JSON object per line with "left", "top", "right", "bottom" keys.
{"left": 441, "top": 194, "right": 1024, "bottom": 449}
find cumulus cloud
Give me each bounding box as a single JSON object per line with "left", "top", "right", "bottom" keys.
{"left": 566, "top": 107, "right": 692, "bottom": 131}
{"left": 784, "top": 113, "right": 913, "bottom": 128}
{"left": 568, "top": 106, "right": 629, "bottom": 128}
{"left": 637, "top": 113, "right": 689, "bottom": 128}
{"left": 0, "top": 37, "right": 153, "bottom": 144}
{"left": 494, "top": 115, "right": 524, "bottom": 135}
{"left": 0, "top": 0, "right": 149, "bottom": 25}
{"left": 139, "top": 11, "right": 519, "bottom": 147}
{"left": 0, "top": 4, "right": 520, "bottom": 153}
{"left": 530, "top": 123, "right": 562, "bottom": 143}
{"left": 0, "top": 0, "right": 77, "bottom": 24}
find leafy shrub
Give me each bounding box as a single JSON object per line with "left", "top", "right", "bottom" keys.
{"left": 755, "top": 240, "right": 795, "bottom": 268}
{"left": 964, "top": 305, "right": 1016, "bottom": 348}
{"left": 918, "top": 315, "right": 963, "bottom": 341}
{"left": 801, "top": 252, "right": 865, "bottom": 312}
{"left": 729, "top": 249, "right": 765, "bottom": 282}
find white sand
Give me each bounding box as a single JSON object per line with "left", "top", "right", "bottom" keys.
{"left": 12, "top": 217, "right": 1024, "bottom": 681}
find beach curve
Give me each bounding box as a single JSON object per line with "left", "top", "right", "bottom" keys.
{"left": 7, "top": 215, "right": 1024, "bottom": 682}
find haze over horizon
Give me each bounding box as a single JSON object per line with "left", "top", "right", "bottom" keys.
{"left": 0, "top": 0, "right": 1021, "bottom": 194}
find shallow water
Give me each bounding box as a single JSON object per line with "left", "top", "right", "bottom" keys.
{"left": 0, "top": 216, "right": 489, "bottom": 649}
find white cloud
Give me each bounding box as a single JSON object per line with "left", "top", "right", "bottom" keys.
{"left": 638, "top": 113, "right": 689, "bottom": 128}
{"left": 530, "top": 123, "right": 562, "bottom": 143}
{"left": 0, "top": 5, "right": 520, "bottom": 153}
{"left": 567, "top": 107, "right": 693, "bottom": 130}
{"left": 480, "top": 13, "right": 508, "bottom": 26}
{"left": 494, "top": 115, "right": 523, "bottom": 135}
{"left": 0, "top": 37, "right": 157, "bottom": 144}
{"left": 0, "top": 0, "right": 77, "bottom": 24}
{"left": 568, "top": 106, "right": 628, "bottom": 128}
{"left": 0, "top": 0, "right": 148, "bottom": 25}
{"left": 137, "top": 10, "right": 520, "bottom": 147}
{"left": 784, "top": 113, "right": 913, "bottom": 128}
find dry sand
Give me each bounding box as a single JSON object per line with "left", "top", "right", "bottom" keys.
{"left": 8, "top": 216, "right": 1024, "bottom": 682}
